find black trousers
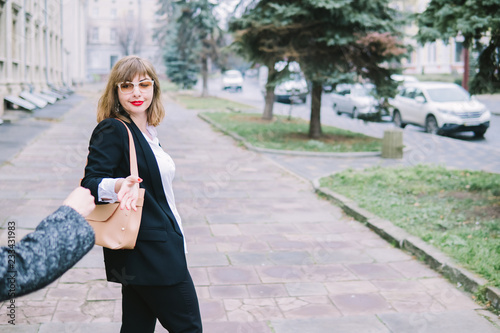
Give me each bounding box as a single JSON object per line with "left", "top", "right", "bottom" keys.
{"left": 120, "top": 272, "right": 202, "bottom": 333}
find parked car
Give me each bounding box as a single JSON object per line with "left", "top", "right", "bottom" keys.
{"left": 389, "top": 82, "right": 491, "bottom": 137}
{"left": 258, "top": 62, "right": 309, "bottom": 104}
{"left": 331, "top": 84, "right": 379, "bottom": 119}
{"left": 221, "top": 70, "right": 243, "bottom": 91}
{"left": 391, "top": 74, "right": 419, "bottom": 83}
{"left": 244, "top": 68, "right": 258, "bottom": 78}
{"left": 274, "top": 73, "right": 309, "bottom": 104}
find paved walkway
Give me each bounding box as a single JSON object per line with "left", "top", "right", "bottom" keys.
{"left": 0, "top": 91, "right": 498, "bottom": 332}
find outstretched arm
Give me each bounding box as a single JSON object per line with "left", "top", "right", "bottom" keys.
{"left": 0, "top": 188, "right": 95, "bottom": 301}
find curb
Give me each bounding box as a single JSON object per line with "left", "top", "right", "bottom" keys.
{"left": 312, "top": 181, "right": 500, "bottom": 311}
{"left": 197, "top": 110, "right": 500, "bottom": 310}
{"left": 198, "top": 112, "right": 384, "bottom": 158}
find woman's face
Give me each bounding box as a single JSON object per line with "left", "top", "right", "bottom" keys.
{"left": 117, "top": 73, "right": 154, "bottom": 119}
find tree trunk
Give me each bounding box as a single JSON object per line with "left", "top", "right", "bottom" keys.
{"left": 309, "top": 81, "right": 323, "bottom": 139}
{"left": 262, "top": 87, "right": 275, "bottom": 120}
{"left": 262, "top": 63, "right": 277, "bottom": 120}
{"left": 201, "top": 55, "right": 209, "bottom": 97}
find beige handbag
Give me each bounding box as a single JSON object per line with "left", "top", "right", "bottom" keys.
{"left": 86, "top": 119, "right": 145, "bottom": 250}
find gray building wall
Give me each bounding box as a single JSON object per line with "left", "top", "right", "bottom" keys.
{"left": 86, "top": 0, "right": 164, "bottom": 82}
{"left": 0, "top": 0, "right": 87, "bottom": 118}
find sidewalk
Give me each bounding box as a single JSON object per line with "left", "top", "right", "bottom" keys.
{"left": 0, "top": 91, "right": 498, "bottom": 332}
{"left": 476, "top": 94, "right": 500, "bottom": 115}
{"left": 0, "top": 94, "right": 86, "bottom": 167}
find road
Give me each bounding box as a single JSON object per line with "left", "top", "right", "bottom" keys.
{"left": 205, "top": 77, "right": 500, "bottom": 147}
{"left": 198, "top": 77, "right": 500, "bottom": 178}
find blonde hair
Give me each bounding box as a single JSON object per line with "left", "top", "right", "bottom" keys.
{"left": 97, "top": 55, "right": 165, "bottom": 126}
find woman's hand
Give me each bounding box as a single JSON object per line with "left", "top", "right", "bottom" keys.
{"left": 63, "top": 187, "right": 96, "bottom": 217}
{"left": 116, "top": 176, "right": 143, "bottom": 211}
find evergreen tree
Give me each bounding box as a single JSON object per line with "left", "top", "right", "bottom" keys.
{"left": 229, "top": 0, "right": 407, "bottom": 138}
{"left": 156, "top": 0, "right": 223, "bottom": 95}
{"left": 163, "top": 21, "right": 201, "bottom": 89}
{"left": 417, "top": 0, "right": 500, "bottom": 94}
{"left": 228, "top": 1, "right": 285, "bottom": 120}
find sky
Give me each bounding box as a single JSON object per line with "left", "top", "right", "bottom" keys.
{"left": 214, "top": 0, "right": 256, "bottom": 27}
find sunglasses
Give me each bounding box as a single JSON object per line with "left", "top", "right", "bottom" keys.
{"left": 117, "top": 79, "right": 154, "bottom": 94}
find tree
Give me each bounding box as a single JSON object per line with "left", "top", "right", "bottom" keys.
{"left": 156, "top": 0, "right": 224, "bottom": 95}
{"left": 417, "top": 0, "right": 500, "bottom": 94}
{"left": 116, "top": 14, "right": 144, "bottom": 56}
{"left": 156, "top": 1, "right": 196, "bottom": 88}
{"left": 182, "top": 0, "right": 224, "bottom": 97}
{"left": 228, "top": 1, "right": 286, "bottom": 120}
{"left": 163, "top": 20, "right": 201, "bottom": 89}
{"left": 229, "top": 0, "right": 407, "bottom": 138}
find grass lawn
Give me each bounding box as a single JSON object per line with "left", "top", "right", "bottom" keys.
{"left": 413, "top": 73, "right": 462, "bottom": 84}
{"left": 319, "top": 165, "right": 500, "bottom": 288}
{"left": 201, "top": 112, "right": 382, "bottom": 153}
{"left": 174, "top": 94, "right": 255, "bottom": 112}
{"left": 159, "top": 80, "right": 181, "bottom": 92}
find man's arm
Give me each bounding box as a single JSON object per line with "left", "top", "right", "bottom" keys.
{"left": 0, "top": 205, "right": 95, "bottom": 301}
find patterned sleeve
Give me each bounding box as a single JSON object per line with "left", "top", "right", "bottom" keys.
{"left": 0, "top": 206, "right": 95, "bottom": 301}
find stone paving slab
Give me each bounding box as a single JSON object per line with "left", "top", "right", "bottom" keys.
{"left": 271, "top": 316, "right": 391, "bottom": 333}
{"left": 378, "top": 310, "right": 500, "bottom": 333}
{"left": 1, "top": 325, "right": 41, "bottom": 333}
{"left": 0, "top": 119, "right": 51, "bottom": 167}
{"left": 37, "top": 323, "right": 121, "bottom": 333}
{"left": 0, "top": 92, "right": 498, "bottom": 332}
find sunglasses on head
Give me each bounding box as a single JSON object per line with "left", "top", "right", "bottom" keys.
{"left": 117, "top": 79, "right": 154, "bottom": 94}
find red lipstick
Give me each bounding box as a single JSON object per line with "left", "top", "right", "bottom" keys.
{"left": 131, "top": 101, "right": 144, "bottom": 106}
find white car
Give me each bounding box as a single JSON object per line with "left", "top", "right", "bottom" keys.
{"left": 258, "top": 62, "right": 309, "bottom": 104}
{"left": 221, "top": 70, "right": 243, "bottom": 91}
{"left": 391, "top": 74, "right": 419, "bottom": 83}
{"left": 390, "top": 82, "right": 490, "bottom": 137}
{"left": 331, "top": 84, "right": 378, "bottom": 119}
{"left": 274, "top": 74, "right": 309, "bottom": 104}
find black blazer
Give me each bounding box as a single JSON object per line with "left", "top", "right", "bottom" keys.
{"left": 81, "top": 118, "right": 187, "bottom": 286}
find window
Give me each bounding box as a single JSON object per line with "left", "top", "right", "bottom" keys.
{"left": 427, "top": 43, "right": 436, "bottom": 63}
{"left": 12, "top": 16, "right": 18, "bottom": 59}
{"left": 0, "top": 3, "right": 5, "bottom": 59}
{"left": 110, "top": 28, "right": 116, "bottom": 44}
{"left": 455, "top": 42, "right": 464, "bottom": 63}
{"left": 110, "top": 55, "right": 118, "bottom": 69}
{"left": 413, "top": 89, "right": 426, "bottom": 102}
{"left": 401, "top": 87, "right": 417, "bottom": 99}
{"left": 25, "top": 25, "right": 31, "bottom": 64}
{"left": 111, "top": 9, "right": 117, "bottom": 18}
{"left": 407, "top": 50, "right": 416, "bottom": 64}
{"left": 92, "top": 27, "right": 99, "bottom": 42}
{"left": 426, "top": 87, "right": 470, "bottom": 102}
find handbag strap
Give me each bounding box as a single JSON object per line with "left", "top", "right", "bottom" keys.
{"left": 116, "top": 119, "right": 139, "bottom": 177}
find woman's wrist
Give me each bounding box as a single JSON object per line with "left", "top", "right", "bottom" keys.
{"left": 114, "top": 178, "right": 125, "bottom": 193}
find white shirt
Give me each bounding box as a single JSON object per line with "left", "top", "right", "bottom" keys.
{"left": 97, "top": 124, "right": 186, "bottom": 251}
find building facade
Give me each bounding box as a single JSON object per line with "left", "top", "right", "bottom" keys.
{"left": 0, "top": 0, "right": 87, "bottom": 118}
{"left": 393, "top": 0, "right": 465, "bottom": 76}
{"left": 63, "top": 0, "right": 88, "bottom": 88}
{"left": 86, "top": 0, "right": 164, "bottom": 81}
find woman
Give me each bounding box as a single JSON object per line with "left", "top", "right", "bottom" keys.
{"left": 81, "top": 56, "right": 202, "bottom": 333}
{"left": 0, "top": 187, "right": 95, "bottom": 301}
